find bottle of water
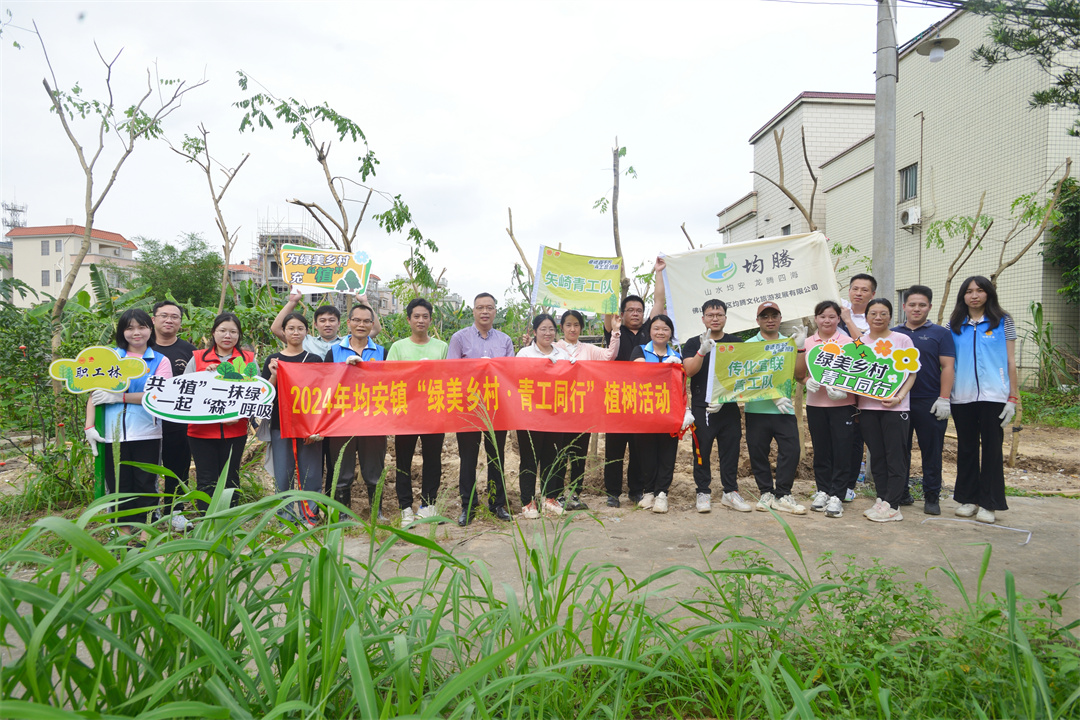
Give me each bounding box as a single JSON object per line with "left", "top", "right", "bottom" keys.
{"left": 856, "top": 461, "right": 866, "bottom": 483}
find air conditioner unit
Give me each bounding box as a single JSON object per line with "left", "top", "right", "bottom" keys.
{"left": 113, "top": 248, "right": 121, "bottom": 256}
{"left": 900, "top": 206, "right": 922, "bottom": 227}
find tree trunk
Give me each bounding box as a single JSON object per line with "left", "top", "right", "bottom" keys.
{"left": 611, "top": 141, "right": 629, "bottom": 301}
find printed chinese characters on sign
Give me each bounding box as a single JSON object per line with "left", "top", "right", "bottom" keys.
{"left": 706, "top": 339, "right": 797, "bottom": 404}
{"left": 49, "top": 346, "right": 149, "bottom": 394}
{"left": 142, "top": 371, "right": 276, "bottom": 423}
{"left": 806, "top": 339, "right": 921, "bottom": 400}
{"left": 531, "top": 246, "right": 622, "bottom": 314}
{"left": 279, "top": 243, "right": 373, "bottom": 295}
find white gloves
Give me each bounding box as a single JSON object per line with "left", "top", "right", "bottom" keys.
{"left": 792, "top": 325, "right": 807, "bottom": 350}
{"left": 90, "top": 390, "right": 123, "bottom": 405}
{"left": 805, "top": 377, "right": 822, "bottom": 394}
{"left": 825, "top": 386, "right": 848, "bottom": 401}
{"left": 999, "top": 401, "right": 1016, "bottom": 428}
{"left": 697, "top": 336, "right": 715, "bottom": 357}
{"left": 706, "top": 402, "right": 723, "bottom": 414}
{"left": 84, "top": 426, "right": 105, "bottom": 457}
{"left": 662, "top": 355, "right": 682, "bottom": 364}
{"left": 549, "top": 355, "right": 560, "bottom": 364}
{"left": 930, "top": 397, "right": 951, "bottom": 421}
{"left": 681, "top": 408, "right": 695, "bottom": 430}
{"left": 773, "top": 397, "right": 794, "bottom": 415}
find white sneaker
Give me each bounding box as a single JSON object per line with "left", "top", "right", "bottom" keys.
{"left": 843, "top": 488, "right": 857, "bottom": 503}
{"left": 955, "top": 503, "right": 978, "bottom": 518}
{"left": 638, "top": 493, "right": 655, "bottom": 509}
{"left": 400, "top": 507, "right": 416, "bottom": 528}
{"left": 170, "top": 513, "right": 193, "bottom": 532}
{"left": 520, "top": 502, "right": 540, "bottom": 519}
{"left": 976, "top": 507, "right": 996, "bottom": 524}
{"left": 416, "top": 505, "right": 437, "bottom": 520}
{"left": 653, "top": 492, "right": 669, "bottom": 513}
{"left": 866, "top": 501, "right": 903, "bottom": 523}
{"left": 772, "top": 495, "right": 807, "bottom": 515}
{"left": 756, "top": 492, "right": 776, "bottom": 512}
{"left": 542, "top": 497, "right": 565, "bottom": 516}
{"left": 824, "top": 496, "right": 843, "bottom": 517}
{"left": 863, "top": 498, "right": 885, "bottom": 518}
{"left": 810, "top": 491, "right": 828, "bottom": 512}
{"left": 696, "top": 493, "right": 712, "bottom": 513}
{"left": 721, "top": 491, "right": 753, "bottom": 512}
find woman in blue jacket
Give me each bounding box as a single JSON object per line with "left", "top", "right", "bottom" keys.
{"left": 631, "top": 314, "right": 682, "bottom": 514}
{"left": 948, "top": 276, "right": 1018, "bottom": 525}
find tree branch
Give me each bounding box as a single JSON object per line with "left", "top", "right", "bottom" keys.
{"left": 505, "top": 207, "right": 534, "bottom": 286}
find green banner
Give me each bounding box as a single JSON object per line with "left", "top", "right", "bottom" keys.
{"left": 806, "top": 339, "right": 921, "bottom": 400}
{"left": 531, "top": 246, "right": 621, "bottom": 314}
{"left": 707, "top": 339, "right": 797, "bottom": 403}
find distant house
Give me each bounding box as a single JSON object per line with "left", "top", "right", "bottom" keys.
{"left": 228, "top": 261, "right": 260, "bottom": 285}
{"left": 4, "top": 225, "right": 136, "bottom": 308}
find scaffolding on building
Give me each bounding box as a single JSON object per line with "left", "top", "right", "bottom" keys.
{"left": 256, "top": 215, "right": 330, "bottom": 294}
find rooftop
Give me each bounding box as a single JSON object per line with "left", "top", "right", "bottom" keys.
{"left": 748, "top": 91, "right": 875, "bottom": 144}
{"left": 5, "top": 225, "right": 136, "bottom": 251}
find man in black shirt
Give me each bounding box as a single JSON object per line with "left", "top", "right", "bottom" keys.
{"left": 681, "top": 298, "right": 750, "bottom": 513}
{"left": 151, "top": 300, "right": 196, "bottom": 531}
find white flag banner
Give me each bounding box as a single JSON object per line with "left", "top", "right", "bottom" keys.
{"left": 661, "top": 231, "right": 841, "bottom": 338}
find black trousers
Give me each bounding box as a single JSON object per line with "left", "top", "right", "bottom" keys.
{"left": 559, "top": 432, "right": 590, "bottom": 498}
{"left": 638, "top": 433, "right": 678, "bottom": 496}
{"left": 189, "top": 435, "right": 246, "bottom": 512}
{"left": 859, "top": 409, "right": 910, "bottom": 508}
{"left": 458, "top": 430, "right": 508, "bottom": 510}
{"left": 517, "top": 430, "right": 563, "bottom": 503}
{"left": 906, "top": 396, "right": 947, "bottom": 501}
{"left": 847, "top": 418, "right": 865, "bottom": 491}
{"left": 951, "top": 401, "right": 1009, "bottom": 511}
{"left": 102, "top": 439, "right": 160, "bottom": 525}
{"left": 159, "top": 429, "right": 191, "bottom": 503}
{"left": 603, "top": 432, "right": 642, "bottom": 499}
{"left": 327, "top": 435, "right": 388, "bottom": 494}
{"left": 691, "top": 402, "right": 741, "bottom": 495}
{"left": 806, "top": 404, "right": 856, "bottom": 499}
{"left": 394, "top": 433, "right": 444, "bottom": 510}
{"left": 745, "top": 413, "right": 799, "bottom": 497}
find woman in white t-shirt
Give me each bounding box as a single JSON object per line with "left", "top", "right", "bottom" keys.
{"left": 516, "top": 314, "right": 570, "bottom": 518}
{"left": 858, "top": 299, "right": 917, "bottom": 523}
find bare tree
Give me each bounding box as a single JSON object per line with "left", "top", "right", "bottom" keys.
{"left": 171, "top": 124, "right": 250, "bottom": 313}
{"left": 594, "top": 139, "right": 637, "bottom": 301}
{"left": 750, "top": 127, "right": 818, "bottom": 232}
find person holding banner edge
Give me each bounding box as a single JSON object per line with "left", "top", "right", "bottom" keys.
{"left": 858, "top": 299, "right": 918, "bottom": 523}
{"left": 448, "top": 292, "right": 515, "bottom": 526}
{"left": 387, "top": 298, "right": 449, "bottom": 528}
{"left": 745, "top": 302, "right": 807, "bottom": 516}
{"left": 271, "top": 286, "right": 383, "bottom": 356}
{"left": 795, "top": 300, "right": 856, "bottom": 518}
{"left": 182, "top": 312, "right": 253, "bottom": 513}
{"left": 680, "top": 298, "right": 750, "bottom": 514}
{"left": 84, "top": 309, "right": 172, "bottom": 543}
{"left": 325, "top": 303, "right": 388, "bottom": 520}
{"left": 839, "top": 273, "right": 877, "bottom": 499}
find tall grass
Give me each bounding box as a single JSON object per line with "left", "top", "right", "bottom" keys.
{"left": 0, "top": 473, "right": 1077, "bottom": 719}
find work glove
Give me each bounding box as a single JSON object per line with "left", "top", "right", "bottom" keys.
{"left": 825, "top": 386, "right": 848, "bottom": 401}
{"left": 548, "top": 354, "right": 560, "bottom": 364}
{"left": 999, "top": 401, "right": 1016, "bottom": 428}
{"left": 792, "top": 325, "right": 807, "bottom": 350}
{"left": 697, "top": 336, "right": 715, "bottom": 357}
{"left": 91, "top": 390, "right": 123, "bottom": 405}
{"left": 805, "top": 377, "right": 822, "bottom": 394}
{"left": 706, "top": 402, "right": 724, "bottom": 414}
{"left": 662, "top": 355, "right": 682, "bottom": 365}
{"left": 930, "top": 397, "right": 951, "bottom": 421}
{"left": 681, "top": 408, "right": 695, "bottom": 431}
{"left": 773, "top": 397, "right": 795, "bottom": 415}
{"left": 84, "top": 426, "right": 105, "bottom": 457}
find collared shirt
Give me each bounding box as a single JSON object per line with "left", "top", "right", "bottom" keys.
{"left": 447, "top": 325, "right": 515, "bottom": 359}
{"left": 101, "top": 346, "right": 172, "bottom": 443}
{"left": 890, "top": 320, "right": 955, "bottom": 399}
{"left": 681, "top": 333, "right": 742, "bottom": 408}
{"left": 805, "top": 331, "right": 855, "bottom": 408}
{"left": 325, "top": 336, "right": 386, "bottom": 363}
{"left": 630, "top": 341, "right": 681, "bottom": 363}
{"left": 838, "top": 299, "right": 869, "bottom": 338}
{"left": 303, "top": 334, "right": 341, "bottom": 358}
{"left": 517, "top": 343, "right": 570, "bottom": 361}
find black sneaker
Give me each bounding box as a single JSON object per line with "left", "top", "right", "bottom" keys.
{"left": 566, "top": 496, "right": 589, "bottom": 511}
{"left": 923, "top": 498, "right": 941, "bottom": 515}
{"left": 606, "top": 495, "right": 621, "bottom": 508}
{"left": 899, "top": 492, "right": 915, "bottom": 507}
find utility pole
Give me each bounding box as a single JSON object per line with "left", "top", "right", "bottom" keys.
{"left": 873, "top": 0, "right": 897, "bottom": 304}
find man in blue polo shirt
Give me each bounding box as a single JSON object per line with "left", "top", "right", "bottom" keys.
{"left": 325, "top": 303, "right": 388, "bottom": 520}
{"left": 892, "top": 285, "right": 955, "bottom": 516}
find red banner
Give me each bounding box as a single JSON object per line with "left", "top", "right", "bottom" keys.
{"left": 277, "top": 358, "right": 686, "bottom": 438}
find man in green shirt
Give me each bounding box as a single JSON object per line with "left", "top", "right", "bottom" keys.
{"left": 744, "top": 302, "right": 807, "bottom": 515}
{"left": 387, "top": 298, "right": 449, "bottom": 527}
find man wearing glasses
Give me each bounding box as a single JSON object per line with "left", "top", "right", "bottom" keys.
{"left": 151, "top": 301, "right": 196, "bottom": 531}
{"left": 447, "top": 293, "right": 515, "bottom": 526}
{"left": 325, "top": 303, "right": 387, "bottom": 519}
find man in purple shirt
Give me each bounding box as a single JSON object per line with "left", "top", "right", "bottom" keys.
{"left": 447, "top": 292, "right": 516, "bottom": 526}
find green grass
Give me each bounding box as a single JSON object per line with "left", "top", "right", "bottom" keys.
{"left": 1021, "top": 387, "right": 1080, "bottom": 429}
{"left": 0, "top": 471, "right": 1077, "bottom": 719}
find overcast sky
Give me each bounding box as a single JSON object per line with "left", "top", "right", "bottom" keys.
{"left": 1, "top": 0, "right": 953, "bottom": 304}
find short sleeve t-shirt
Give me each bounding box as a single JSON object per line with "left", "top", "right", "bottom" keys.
{"left": 743, "top": 332, "right": 790, "bottom": 415}
{"left": 890, "top": 321, "right": 956, "bottom": 399}
{"left": 857, "top": 331, "right": 916, "bottom": 412}
{"left": 387, "top": 337, "right": 449, "bottom": 361}
{"left": 680, "top": 333, "right": 742, "bottom": 408}
{"left": 260, "top": 351, "right": 322, "bottom": 430}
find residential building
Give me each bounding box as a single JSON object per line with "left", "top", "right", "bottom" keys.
{"left": 4, "top": 225, "right": 136, "bottom": 307}
{"left": 228, "top": 261, "right": 260, "bottom": 285}
{"left": 256, "top": 223, "right": 324, "bottom": 294}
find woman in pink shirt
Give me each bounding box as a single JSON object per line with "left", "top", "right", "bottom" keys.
{"left": 795, "top": 300, "right": 855, "bottom": 518}
{"left": 553, "top": 310, "right": 621, "bottom": 510}
{"left": 858, "top": 299, "right": 917, "bottom": 523}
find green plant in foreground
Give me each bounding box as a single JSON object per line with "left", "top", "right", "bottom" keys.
{"left": 0, "top": 472, "right": 1077, "bottom": 719}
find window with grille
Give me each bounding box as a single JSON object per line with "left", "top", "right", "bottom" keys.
{"left": 900, "top": 163, "right": 918, "bottom": 201}
{"left": 55, "top": 238, "right": 63, "bottom": 252}
{"left": 781, "top": 224, "right": 791, "bottom": 236}
{"left": 55, "top": 269, "right": 62, "bottom": 282}
{"left": 41, "top": 270, "right": 50, "bottom": 287}
{"left": 41, "top": 240, "right": 49, "bottom": 256}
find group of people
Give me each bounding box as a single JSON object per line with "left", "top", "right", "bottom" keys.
{"left": 84, "top": 267, "right": 1017, "bottom": 541}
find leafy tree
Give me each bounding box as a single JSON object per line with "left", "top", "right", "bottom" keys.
{"left": 133, "top": 233, "right": 223, "bottom": 306}
{"left": 1044, "top": 175, "right": 1080, "bottom": 302}
{"left": 967, "top": 0, "right": 1080, "bottom": 136}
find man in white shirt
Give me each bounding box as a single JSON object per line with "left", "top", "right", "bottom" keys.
{"left": 838, "top": 273, "right": 876, "bottom": 500}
